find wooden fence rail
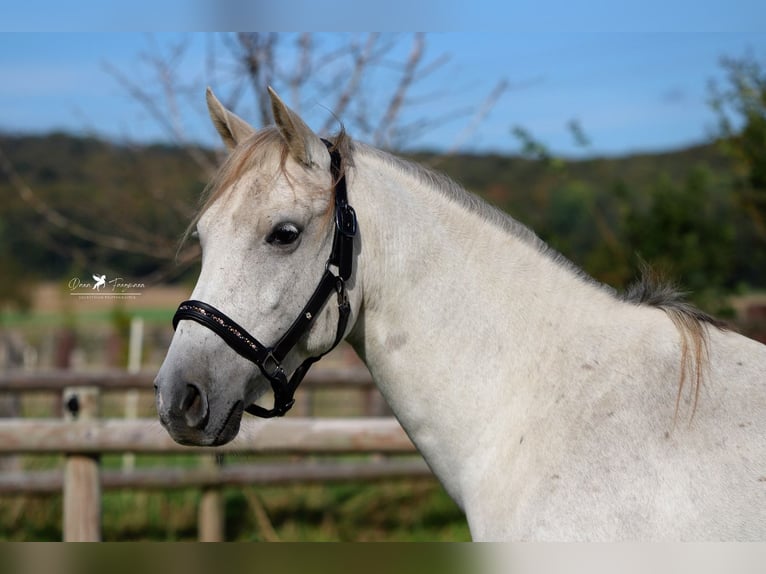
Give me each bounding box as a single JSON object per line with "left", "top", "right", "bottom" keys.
{"left": 0, "top": 366, "right": 374, "bottom": 391}
{"left": 0, "top": 459, "right": 431, "bottom": 494}
{"left": 0, "top": 418, "right": 416, "bottom": 455}
{"left": 0, "top": 370, "right": 426, "bottom": 541}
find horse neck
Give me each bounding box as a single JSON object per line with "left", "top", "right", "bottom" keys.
{"left": 346, "top": 148, "right": 618, "bottom": 372}
{"left": 345, "top": 149, "right": 620, "bottom": 504}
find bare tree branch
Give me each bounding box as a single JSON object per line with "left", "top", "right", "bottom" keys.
{"left": 0, "top": 146, "right": 174, "bottom": 259}
{"left": 235, "top": 33, "right": 279, "bottom": 126}
{"left": 289, "top": 33, "right": 313, "bottom": 115}
{"left": 444, "top": 79, "right": 510, "bottom": 155}
{"left": 30, "top": 32, "right": 511, "bottom": 280}
{"left": 375, "top": 33, "right": 426, "bottom": 148}
{"left": 320, "top": 33, "right": 379, "bottom": 134}
{"left": 102, "top": 46, "right": 217, "bottom": 177}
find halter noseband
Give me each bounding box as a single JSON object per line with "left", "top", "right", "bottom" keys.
{"left": 172, "top": 139, "right": 356, "bottom": 418}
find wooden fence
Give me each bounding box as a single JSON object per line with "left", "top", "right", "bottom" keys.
{"left": 0, "top": 368, "right": 431, "bottom": 541}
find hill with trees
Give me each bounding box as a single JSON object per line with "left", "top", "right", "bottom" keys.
{"left": 4, "top": 41, "right": 764, "bottom": 317}
{"left": 1, "top": 131, "right": 763, "bottom": 317}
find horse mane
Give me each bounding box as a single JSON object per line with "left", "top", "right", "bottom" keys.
{"left": 620, "top": 263, "right": 728, "bottom": 423}
{"left": 350, "top": 141, "right": 729, "bottom": 423}
{"left": 620, "top": 262, "right": 726, "bottom": 328}
{"left": 353, "top": 142, "right": 548, "bottom": 250}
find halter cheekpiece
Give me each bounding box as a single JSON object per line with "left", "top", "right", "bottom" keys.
{"left": 172, "top": 139, "right": 356, "bottom": 418}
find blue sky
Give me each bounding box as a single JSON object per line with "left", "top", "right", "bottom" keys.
{"left": 3, "top": 0, "right": 765, "bottom": 33}
{"left": 1, "top": 30, "right": 765, "bottom": 157}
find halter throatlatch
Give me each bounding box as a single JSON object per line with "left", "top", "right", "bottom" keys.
{"left": 172, "top": 140, "right": 356, "bottom": 418}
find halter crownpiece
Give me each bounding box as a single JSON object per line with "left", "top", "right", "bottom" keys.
{"left": 172, "top": 139, "right": 356, "bottom": 418}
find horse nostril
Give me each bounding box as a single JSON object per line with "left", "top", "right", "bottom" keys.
{"left": 181, "top": 383, "right": 209, "bottom": 430}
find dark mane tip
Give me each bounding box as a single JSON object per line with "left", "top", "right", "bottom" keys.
{"left": 620, "top": 263, "right": 727, "bottom": 329}
{"left": 620, "top": 262, "right": 729, "bottom": 423}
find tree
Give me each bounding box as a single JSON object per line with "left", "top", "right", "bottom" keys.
{"left": 0, "top": 33, "right": 508, "bottom": 289}
{"left": 709, "top": 53, "right": 766, "bottom": 240}
{"left": 622, "top": 167, "right": 738, "bottom": 309}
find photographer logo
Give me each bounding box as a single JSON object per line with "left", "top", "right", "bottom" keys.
{"left": 68, "top": 273, "right": 145, "bottom": 300}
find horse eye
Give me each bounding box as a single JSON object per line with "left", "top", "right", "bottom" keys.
{"left": 266, "top": 223, "right": 301, "bottom": 246}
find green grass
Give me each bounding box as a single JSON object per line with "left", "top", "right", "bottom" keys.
{"left": 235, "top": 481, "right": 469, "bottom": 542}
{"left": 0, "top": 440, "right": 469, "bottom": 541}
{"left": 2, "top": 386, "right": 470, "bottom": 540}
{"left": 0, "top": 479, "right": 470, "bottom": 541}
{"left": 0, "top": 294, "right": 470, "bottom": 541}
{"left": 2, "top": 394, "right": 469, "bottom": 541}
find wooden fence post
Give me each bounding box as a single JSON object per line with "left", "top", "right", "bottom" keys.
{"left": 198, "top": 454, "right": 224, "bottom": 541}
{"left": 0, "top": 334, "right": 23, "bottom": 474}
{"left": 123, "top": 317, "right": 144, "bottom": 472}
{"left": 62, "top": 386, "right": 101, "bottom": 541}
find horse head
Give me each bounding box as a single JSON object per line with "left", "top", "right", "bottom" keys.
{"left": 154, "top": 88, "right": 360, "bottom": 446}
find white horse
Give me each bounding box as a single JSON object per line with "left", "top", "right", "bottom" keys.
{"left": 155, "top": 87, "right": 766, "bottom": 541}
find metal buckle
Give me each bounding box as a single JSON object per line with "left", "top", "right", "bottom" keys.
{"left": 335, "top": 203, "right": 357, "bottom": 237}
{"left": 261, "top": 351, "right": 284, "bottom": 381}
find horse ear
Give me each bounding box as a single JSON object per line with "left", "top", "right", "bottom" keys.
{"left": 268, "top": 86, "right": 329, "bottom": 170}
{"left": 206, "top": 87, "right": 255, "bottom": 150}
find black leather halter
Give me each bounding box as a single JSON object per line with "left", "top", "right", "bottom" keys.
{"left": 172, "top": 140, "right": 357, "bottom": 418}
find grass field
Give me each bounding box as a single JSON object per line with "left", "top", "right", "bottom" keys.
{"left": 0, "top": 469, "right": 470, "bottom": 541}
{"left": 1, "top": 393, "right": 470, "bottom": 542}
{"left": 1, "top": 283, "right": 471, "bottom": 541}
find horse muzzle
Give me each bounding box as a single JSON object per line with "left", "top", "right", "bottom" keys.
{"left": 155, "top": 376, "right": 243, "bottom": 446}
